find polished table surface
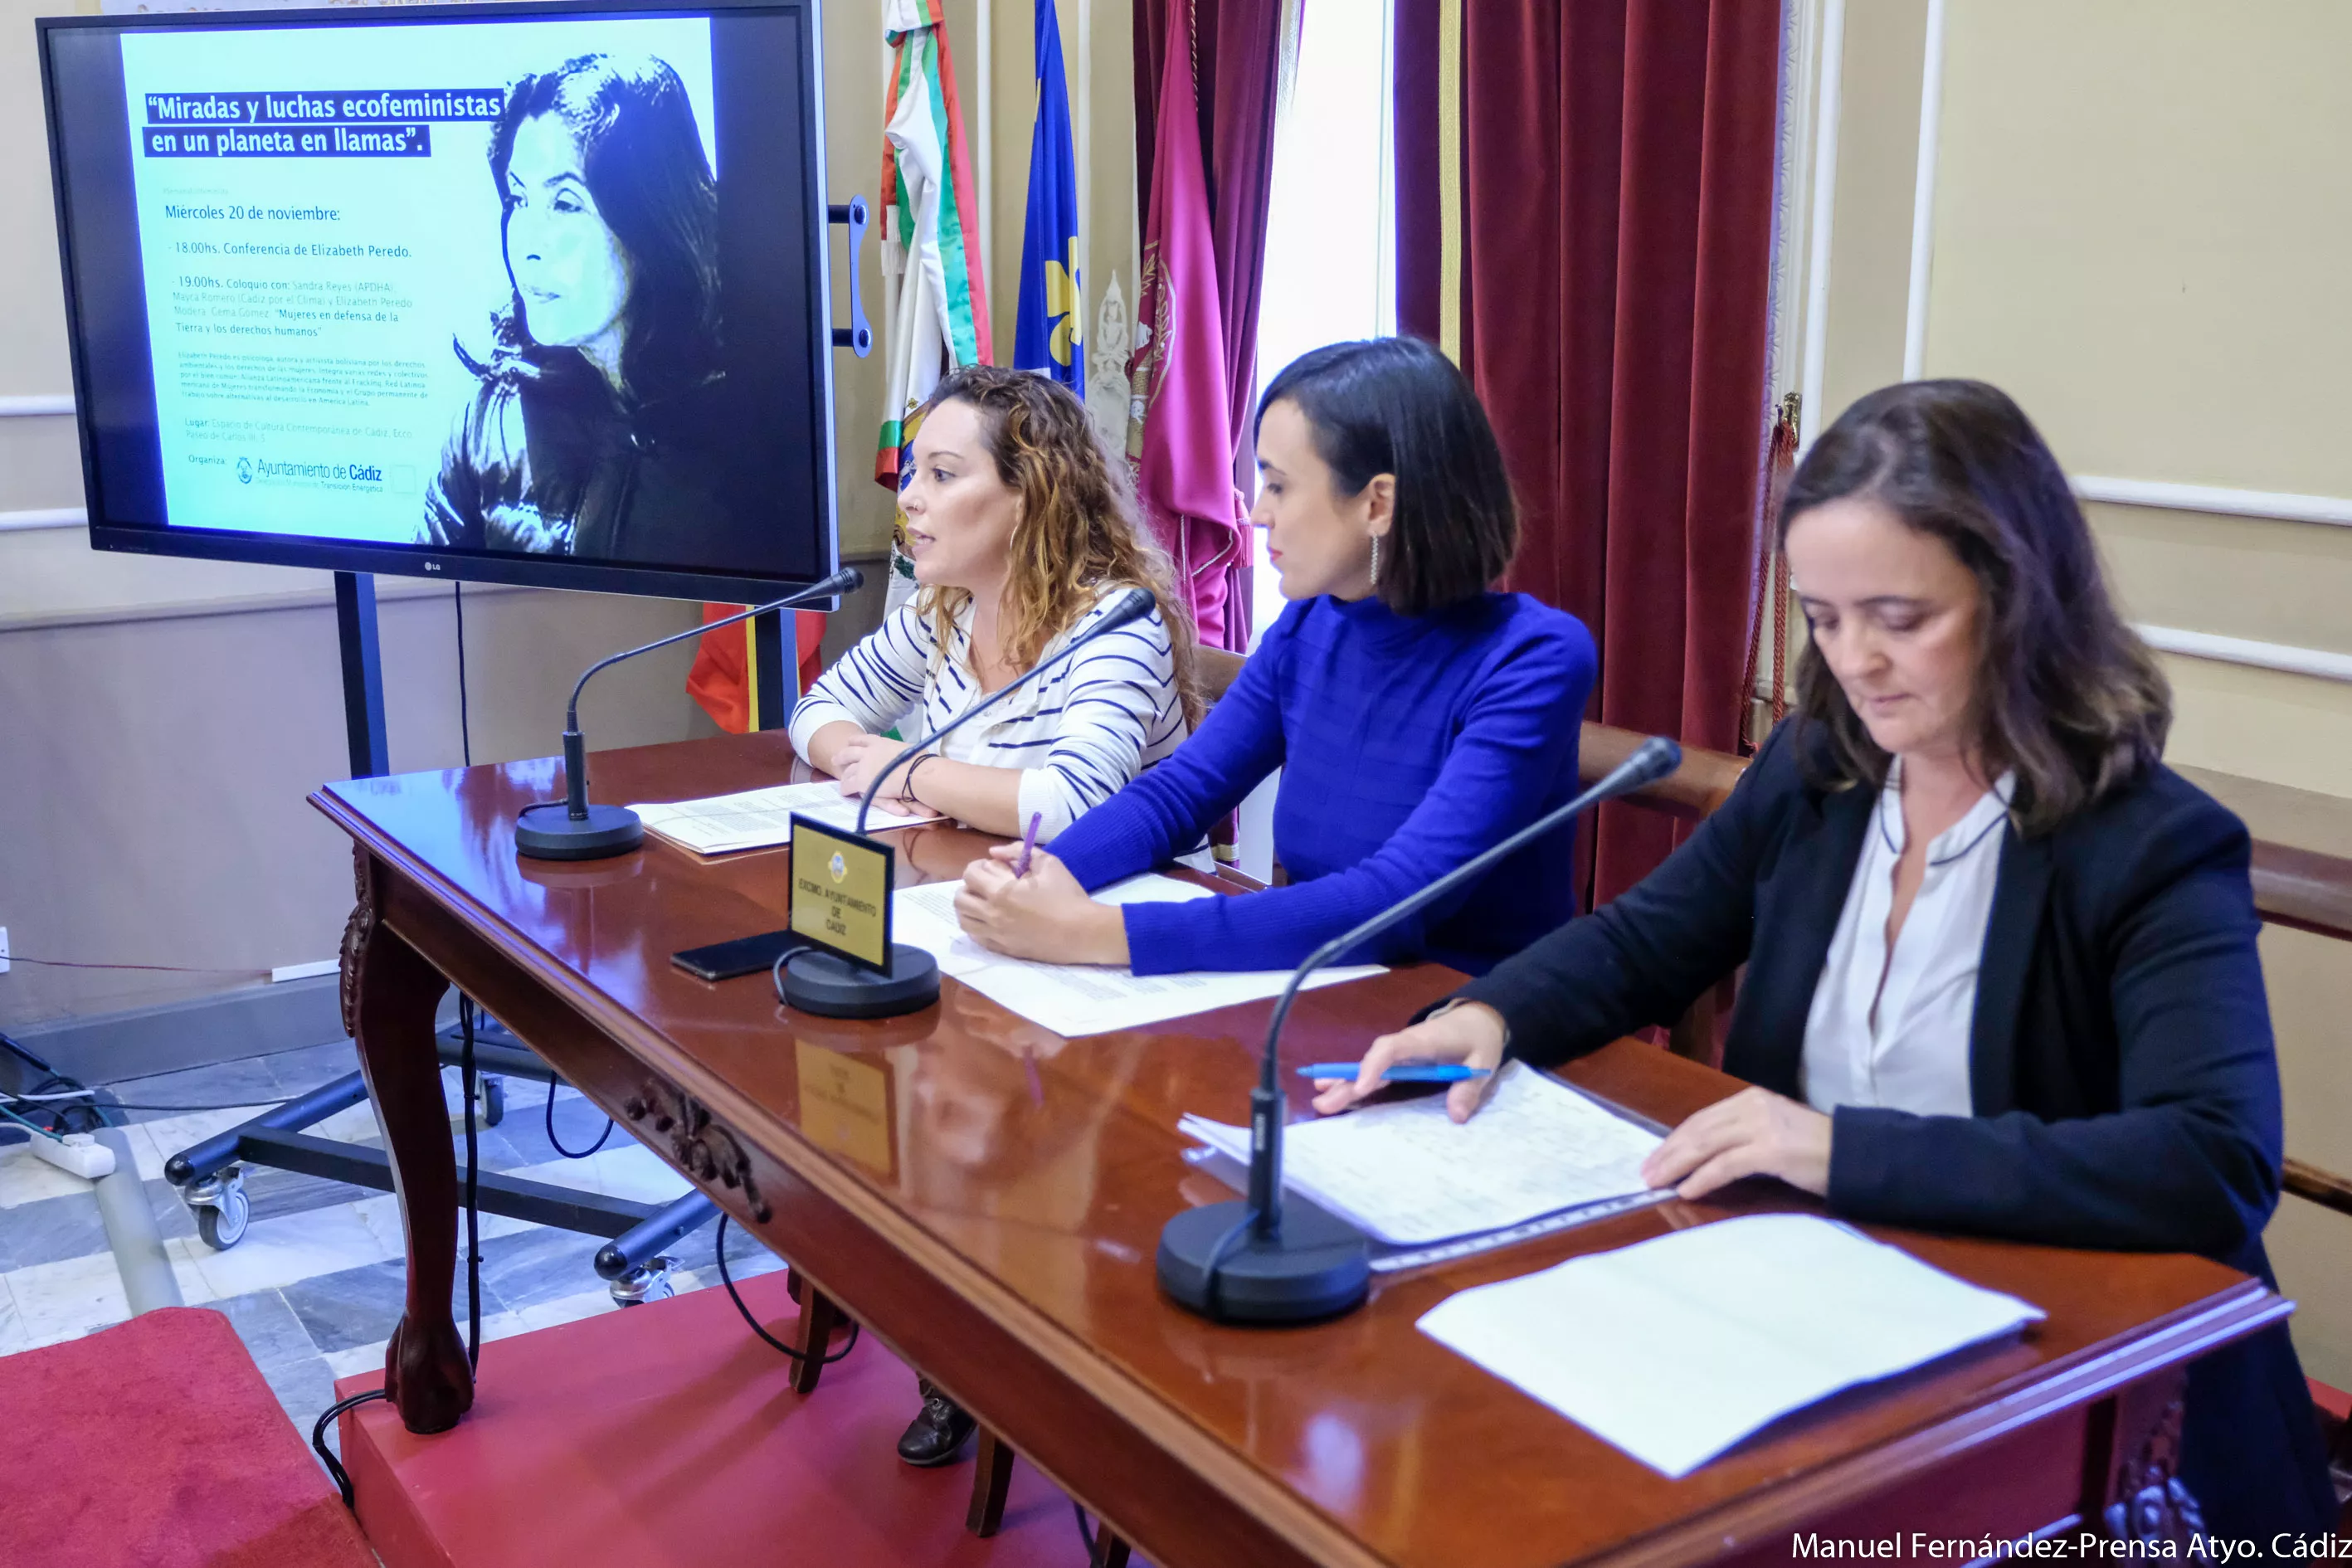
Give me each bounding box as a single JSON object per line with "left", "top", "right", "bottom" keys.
{"left": 314, "top": 730, "right": 2284, "bottom": 1567}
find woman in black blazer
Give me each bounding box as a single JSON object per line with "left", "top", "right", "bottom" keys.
{"left": 1317, "top": 380, "right": 2335, "bottom": 1536}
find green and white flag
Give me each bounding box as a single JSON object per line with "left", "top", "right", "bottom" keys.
{"left": 877, "top": 0, "right": 992, "bottom": 611}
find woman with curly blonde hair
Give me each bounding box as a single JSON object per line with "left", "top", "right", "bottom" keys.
{"left": 791, "top": 363, "right": 1196, "bottom": 1468}
{"left": 792, "top": 364, "right": 1198, "bottom": 842}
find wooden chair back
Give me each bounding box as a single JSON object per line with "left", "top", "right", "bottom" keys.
{"left": 1192, "top": 647, "right": 1249, "bottom": 869}
{"left": 2210, "top": 812, "right": 2352, "bottom": 1512}
{"left": 2249, "top": 846, "right": 2352, "bottom": 1221}
{"left": 1193, "top": 646, "right": 1246, "bottom": 710}
{"left": 1577, "top": 724, "right": 1750, "bottom": 1064}
{"left": 1577, "top": 723, "right": 1748, "bottom": 819}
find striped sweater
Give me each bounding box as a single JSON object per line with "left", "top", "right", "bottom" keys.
{"left": 788, "top": 585, "right": 1190, "bottom": 840}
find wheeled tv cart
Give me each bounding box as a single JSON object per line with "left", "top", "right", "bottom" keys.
{"left": 161, "top": 571, "right": 796, "bottom": 1305}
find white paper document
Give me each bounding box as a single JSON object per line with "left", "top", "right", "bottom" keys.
{"left": 1418, "top": 1213, "right": 2045, "bottom": 1478}
{"left": 890, "top": 873, "right": 1383, "bottom": 1037}
{"left": 630, "top": 782, "right": 941, "bottom": 855}
{"left": 1179, "top": 1061, "right": 1666, "bottom": 1246}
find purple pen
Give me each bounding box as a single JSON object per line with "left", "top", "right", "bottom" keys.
{"left": 1015, "top": 810, "right": 1043, "bottom": 877}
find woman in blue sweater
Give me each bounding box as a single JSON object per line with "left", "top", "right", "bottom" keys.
{"left": 954, "top": 336, "right": 1595, "bottom": 976}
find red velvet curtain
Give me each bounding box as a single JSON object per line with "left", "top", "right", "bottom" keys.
{"left": 1398, "top": 0, "right": 1784, "bottom": 906}
{"left": 1135, "top": 0, "right": 1293, "bottom": 642}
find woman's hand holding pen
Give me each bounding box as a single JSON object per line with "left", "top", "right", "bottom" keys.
{"left": 955, "top": 845, "right": 1130, "bottom": 965}
{"left": 1314, "top": 1010, "right": 1833, "bottom": 1200}
{"left": 1310, "top": 1001, "right": 1509, "bottom": 1123}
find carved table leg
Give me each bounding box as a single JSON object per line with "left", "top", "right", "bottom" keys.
{"left": 343, "top": 850, "right": 465, "bottom": 1433}
{"left": 2085, "top": 1369, "right": 2204, "bottom": 1546}
{"left": 967, "top": 1426, "right": 1016, "bottom": 1536}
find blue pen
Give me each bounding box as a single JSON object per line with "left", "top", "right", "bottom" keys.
{"left": 1296, "top": 1063, "right": 1492, "bottom": 1083}
{"left": 1015, "top": 811, "right": 1043, "bottom": 877}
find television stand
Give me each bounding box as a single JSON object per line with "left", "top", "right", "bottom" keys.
{"left": 164, "top": 571, "right": 759, "bottom": 1305}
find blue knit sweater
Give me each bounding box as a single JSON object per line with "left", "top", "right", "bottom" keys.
{"left": 1050, "top": 592, "right": 1597, "bottom": 976}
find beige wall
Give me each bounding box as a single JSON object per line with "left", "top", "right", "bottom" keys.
{"left": 0, "top": 0, "right": 953, "bottom": 1038}
{"left": 1799, "top": 0, "right": 2352, "bottom": 1385}
{"left": 0, "top": 0, "right": 1136, "bottom": 1040}
{"left": 0, "top": 584, "right": 708, "bottom": 1028}
{"left": 0, "top": 0, "right": 897, "bottom": 596}
{"left": 1926, "top": 0, "right": 2352, "bottom": 796}
{"left": 1814, "top": 0, "right": 1926, "bottom": 429}
{"left": 1806, "top": 0, "right": 2352, "bottom": 796}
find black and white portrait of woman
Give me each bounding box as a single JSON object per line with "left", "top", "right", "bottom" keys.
{"left": 421, "top": 52, "right": 744, "bottom": 565}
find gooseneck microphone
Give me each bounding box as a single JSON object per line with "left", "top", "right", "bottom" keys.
{"left": 850, "top": 586, "right": 1158, "bottom": 836}
{"left": 772, "top": 586, "right": 1161, "bottom": 1020}
{"left": 514, "top": 567, "right": 863, "bottom": 859}
{"left": 1157, "top": 734, "right": 1686, "bottom": 1325}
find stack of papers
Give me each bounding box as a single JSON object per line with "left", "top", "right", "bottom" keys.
{"left": 890, "top": 873, "right": 1383, "bottom": 1037}
{"left": 1179, "top": 1061, "right": 1666, "bottom": 1247}
{"left": 1418, "top": 1213, "right": 2045, "bottom": 1476}
{"left": 630, "top": 782, "right": 941, "bottom": 855}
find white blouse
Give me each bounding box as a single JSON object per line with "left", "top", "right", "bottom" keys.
{"left": 787, "top": 585, "right": 1189, "bottom": 841}
{"left": 1799, "top": 757, "right": 2017, "bottom": 1118}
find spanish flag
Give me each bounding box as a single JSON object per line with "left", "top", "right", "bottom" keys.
{"left": 686, "top": 606, "right": 827, "bottom": 734}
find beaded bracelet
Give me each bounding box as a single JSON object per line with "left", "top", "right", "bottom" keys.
{"left": 898, "top": 752, "right": 935, "bottom": 807}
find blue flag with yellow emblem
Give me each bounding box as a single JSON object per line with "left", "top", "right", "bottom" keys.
{"left": 1014, "top": 0, "right": 1082, "bottom": 394}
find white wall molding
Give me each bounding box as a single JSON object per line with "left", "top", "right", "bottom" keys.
{"left": 1764, "top": 0, "right": 1815, "bottom": 405}
{"left": 1077, "top": 0, "right": 1091, "bottom": 301}
{"left": 2140, "top": 624, "right": 2352, "bottom": 686}
{"left": 0, "top": 577, "right": 525, "bottom": 637}
{"left": 1900, "top": 0, "right": 1949, "bottom": 380}
{"left": 0, "top": 508, "right": 86, "bottom": 533}
{"left": 0, "top": 395, "right": 74, "bottom": 418}
{"left": 2073, "top": 476, "right": 2352, "bottom": 529}
{"left": 1795, "top": 0, "right": 1844, "bottom": 456}
{"left": 976, "top": 0, "right": 994, "bottom": 271}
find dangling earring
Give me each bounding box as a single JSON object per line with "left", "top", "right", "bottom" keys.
{"left": 1369, "top": 534, "right": 1382, "bottom": 589}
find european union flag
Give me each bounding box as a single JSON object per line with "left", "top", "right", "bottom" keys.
{"left": 1014, "top": 0, "right": 1082, "bottom": 394}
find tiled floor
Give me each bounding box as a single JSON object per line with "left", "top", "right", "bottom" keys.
{"left": 0, "top": 1037, "right": 786, "bottom": 1452}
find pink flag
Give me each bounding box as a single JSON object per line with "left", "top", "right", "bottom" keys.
{"left": 1126, "top": 3, "right": 1249, "bottom": 650}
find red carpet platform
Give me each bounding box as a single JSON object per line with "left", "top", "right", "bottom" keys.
{"left": 338, "top": 1270, "right": 1103, "bottom": 1567}
{"left": 0, "top": 1306, "right": 376, "bottom": 1568}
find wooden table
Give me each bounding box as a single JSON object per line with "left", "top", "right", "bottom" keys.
{"left": 315, "top": 731, "right": 2284, "bottom": 1567}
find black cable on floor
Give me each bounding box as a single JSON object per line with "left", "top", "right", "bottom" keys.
{"left": 543, "top": 1079, "right": 614, "bottom": 1159}
{"left": 1074, "top": 1502, "right": 1099, "bottom": 1560}
{"left": 459, "top": 1000, "right": 481, "bottom": 1373}
{"left": 714, "top": 1215, "right": 859, "bottom": 1365}
{"left": 454, "top": 581, "right": 472, "bottom": 768}
{"left": 313, "top": 1390, "right": 387, "bottom": 1508}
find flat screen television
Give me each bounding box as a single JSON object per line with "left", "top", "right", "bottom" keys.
{"left": 37, "top": 0, "right": 843, "bottom": 603}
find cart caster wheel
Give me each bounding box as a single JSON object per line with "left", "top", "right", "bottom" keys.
{"left": 188, "top": 1169, "right": 250, "bottom": 1250}
{"left": 609, "top": 1257, "right": 676, "bottom": 1307}
{"left": 473, "top": 1075, "right": 505, "bottom": 1127}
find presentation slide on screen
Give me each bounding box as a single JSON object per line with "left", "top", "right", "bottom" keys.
{"left": 119, "top": 19, "right": 717, "bottom": 541}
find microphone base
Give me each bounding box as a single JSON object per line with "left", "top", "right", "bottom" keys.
{"left": 777, "top": 945, "right": 939, "bottom": 1018}
{"left": 515, "top": 802, "right": 644, "bottom": 860}
{"left": 1157, "top": 1198, "right": 1371, "bottom": 1325}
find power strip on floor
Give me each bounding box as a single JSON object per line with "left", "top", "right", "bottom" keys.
{"left": 28, "top": 1132, "right": 115, "bottom": 1181}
